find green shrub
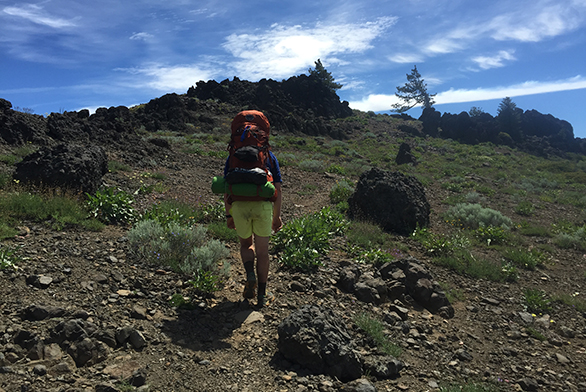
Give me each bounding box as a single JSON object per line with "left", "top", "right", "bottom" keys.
{"left": 0, "top": 191, "right": 95, "bottom": 231}
{"left": 168, "top": 293, "right": 195, "bottom": 309}
{"left": 515, "top": 201, "right": 535, "bottom": 216}
{"left": 412, "top": 227, "right": 470, "bottom": 257}
{"left": 86, "top": 187, "right": 136, "bottom": 225}
{"left": 326, "top": 164, "right": 346, "bottom": 175}
{"left": 500, "top": 263, "right": 519, "bottom": 282}
{"left": 141, "top": 199, "right": 198, "bottom": 227}
{"left": 441, "top": 182, "right": 463, "bottom": 193}
{"left": 553, "top": 232, "right": 586, "bottom": 250}
{"left": 354, "top": 248, "right": 402, "bottom": 264}
{"left": 444, "top": 203, "right": 512, "bottom": 230}
{"left": 475, "top": 185, "right": 495, "bottom": 196}
{"left": 335, "top": 200, "right": 349, "bottom": 214}
{"left": 517, "top": 177, "right": 558, "bottom": 194}
{"left": 127, "top": 220, "right": 229, "bottom": 288}
{"left": 273, "top": 207, "right": 348, "bottom": 271}
{"left": 206, "top": 221, "right": 238, "bottom": 242}
{"left": 464, "top": 191, "right": 484, "bottom": 204}
{"left": 188, "top": 270, "right": 223, "bottom": 293}
{"left": 526, "top": 326, "right": 546, "bottom": 341}
{"left": 347, "top": 221, "right": 393, "bottom": 250}
{"left": 523, "top": 288, "right": 552, "bottom": 314}
{"left": 0, "top": 245, "right": 20, "bottom": 270}
{"left": 329, "top": 180, "right": 354, "bottom": 204}
{"left": 518, "top": 222, "right": 550, "bottom": 237}
{"left": 198, "top": 201, "right": 225, "bottom": 223}
{"left": 181, "top": 239, "right": 230, "bottom": 277}
{"left": 0, "top": 154, "right": 20, "bottom": 165}
{"left": 433, "top": 248, "right": 507, "bottom": 282}
{"left": 298, "top": 159, "right": 325, "bottom": 172}
{"left": 128, "top": 220, "right": 205, "bottom": 268}
{"left": 473, "top": 225, "right": 508, "bottom": 245}
{"left": 353, "top": 313, "right": 401, "bottom": 357}
{"left": 552, "top": 293, "right": 586, "bottom": 312}
{"left": 276, "top": 153, "right": 298, "bottom": 166}
{"left": 341, "top": 161, "right": 371, "bottom": 177}
{"left": 502, "top": 248, "right": 544, "bottom": 270}
{"left": 551, "top": 224, "right": 586, "bottom": 250}
{"left": 0, "top": 173, "right": 10, "bottom": 189}
{"left": 0, "top": 223, "right": 17, "bottom": 240}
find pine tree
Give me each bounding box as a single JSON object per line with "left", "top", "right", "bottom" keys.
{"left": 392, "top": 65, "right": 436, "bottom": 113}
{"left": 308, "top": 59, "right": 342, "bottom": 93}
{"left": 497, "top": 97, "right": 522, "bottom": 141}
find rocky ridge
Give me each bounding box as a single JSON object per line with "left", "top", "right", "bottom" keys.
{"left": 0, "top": 90, "right": 585, "bottom": 391}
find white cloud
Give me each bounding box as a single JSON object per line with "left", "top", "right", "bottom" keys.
{"left": 349, "top": 76, "right": 586, "bottom": 111}
{"left": 412, "top": 0, "right": 586, "bottom": 60}
{"left": 222, "top": 17, "right": 396, "bottom": 80}
{"left": 388, "top": 53, "right": 424, "bottom": 64}
{"left": 436, "top": 76, "right": 586, "bottom": 104}
{"left": 3, "top": 4, "right": 77, "bottom": 29}
{"left": 425, "top": 37, "right": 464, "bottom": 55}
{"left": 120, "top": 64, "right": 216, "bottom": 91}
{"left": 472, "top": 50, "right": 516, "bottom": 70}
{"left": 489, "top": 2, "right": 586, "bottom": 42}
{"left": 130, "top": 32, "right": 154, "bottom": 41}
{"left": 339, "top": 80, "right": 366, "bottom": 91}
{"left": 348, "top": 93, "right": 400, "bottom": 111}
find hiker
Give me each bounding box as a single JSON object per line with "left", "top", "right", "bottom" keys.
{"left": 223, "top": 110, "right": 283, "bottom": 308}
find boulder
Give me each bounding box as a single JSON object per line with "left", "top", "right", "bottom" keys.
{"left": 395, "top": 142, "right": 417, "bottom": 165}
{"left": 13, "top": 143, "right": 108, "bottom": 194}
{"left": 278, "top": 305, "right": 362, "bottom": 381}
{"left": 382, "top": 258, "right": 454, "bottom": 318}
{"left": 348, "top": 168, "right": 430, "bottom": 235}
{"left": 0, "top": 99, "right": 49, "bottom": 145}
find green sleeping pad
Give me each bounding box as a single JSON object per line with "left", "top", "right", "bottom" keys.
{"left": 212, "top": 176, "right": 275, "bottom": 198}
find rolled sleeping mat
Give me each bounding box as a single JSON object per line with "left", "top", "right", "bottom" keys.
{"left": 212, "top": 176, "right": 275, "bottom": 198}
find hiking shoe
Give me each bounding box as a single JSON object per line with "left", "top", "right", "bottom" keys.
{"left": 242, "top": 280, "right": 257, "bottom": 300}
{"left": 257, "top": 292, "right": 275, "bottom": 308}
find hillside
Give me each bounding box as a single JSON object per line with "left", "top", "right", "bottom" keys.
{"left": 1, "top": 87, "right": 586, "bottom": 392}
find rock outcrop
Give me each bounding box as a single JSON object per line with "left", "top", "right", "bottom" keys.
{"left": 348, "top": 168, "right": 430, "bottom": 235}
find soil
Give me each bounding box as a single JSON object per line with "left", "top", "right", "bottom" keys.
{"left": 1, "top": 133, "right": 586, "bottom": 392}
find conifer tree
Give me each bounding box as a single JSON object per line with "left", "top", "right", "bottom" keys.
{"left": 392, "top": 65, "right": 436, "bottom": 113}
{"left": 497, "top": 97, "right": 522, "bottom": 141}
{"left": 308, "top": 59, "right": 342, "bottom": 92}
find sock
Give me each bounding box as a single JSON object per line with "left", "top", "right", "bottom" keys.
{"left": 244, "top": 261, "right": 256, "bottom": 281}
{"left": 258, "top": 282, "right": 267, "bottom": 297}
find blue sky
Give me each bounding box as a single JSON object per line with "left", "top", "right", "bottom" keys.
{"left": 1, "top": 0, "right": 586, "bottom": 137}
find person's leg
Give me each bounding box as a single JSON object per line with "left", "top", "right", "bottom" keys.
{"left": 240, "top": 235, "right": 257, "bottom": 299}
{"left": 231, "top": 202, "right": 258, "bottom": 299}
{"left": 254, "top": 235, "right": 275, "bottom": 306}
{"left": 253, "top": 235, "right": 270, "bottom": 285}
{"left": 239, "top": 235, "right": 256, "bottom": 277}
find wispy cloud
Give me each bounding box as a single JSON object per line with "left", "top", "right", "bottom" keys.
{"left": 349, "top": 76, "right": 586, "bottom": 111}
{"left": 222, "top": 17, "right": 396, "bottom": 80}
{"left": 472, "top": 50, "right": 516, "bottom": 70}
{"left": 489, "top": 2, "right": 586, "bottom": 42}
{"left": 436, "top": 76, "right": 586, "bottom": 104}
{"left": 2, "top": 4, "right": 77, "bottom": 29}
{"left": 130, "top": 32, "right": 154, "bottom": 41}
{"left": 412, "top": 0, "right": 586, "bottom": 60}
{"left": 388, "top": 53, "right": 424, "bottom": 64}
{"left": 119, "top": 63, "right": 216, "bottom": 91}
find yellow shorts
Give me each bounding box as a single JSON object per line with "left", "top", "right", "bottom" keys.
{"left": 230, "top": 201, "right": 273, "bottom": 239}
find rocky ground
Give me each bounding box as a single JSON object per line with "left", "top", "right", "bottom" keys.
{"left": 1, "top": 140, "right": 586, "bottom": 392}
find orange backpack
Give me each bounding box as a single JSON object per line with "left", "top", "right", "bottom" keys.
{"left": 225, "top": 110, "right": 277, "bottom": 201}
